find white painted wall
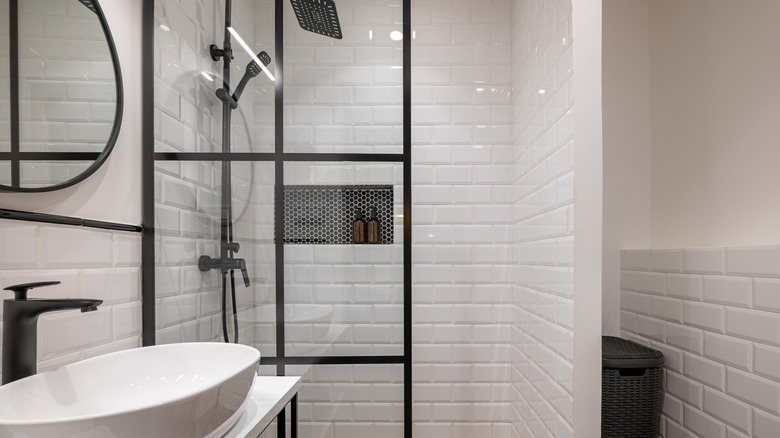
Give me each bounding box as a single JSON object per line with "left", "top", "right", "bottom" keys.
{"left": 649, "top": 0, "right": 780, "bottom": 249}
{"left": 604, "top": 0, "right": 780, "bottom": 252}
{"left": 571, "top": 0, "right": 603, "bottom": 436}
{"left": 601, "top": 0, "right": 652, "bottom": 335}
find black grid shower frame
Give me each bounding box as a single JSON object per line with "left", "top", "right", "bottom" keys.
{"left": 142, "top": 0, "right": 413, "bottom": 436}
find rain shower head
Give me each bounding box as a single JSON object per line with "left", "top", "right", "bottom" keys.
{"left": 290, "top": 0, "right": 343, "bottom": 40}
{"left": 232, "top": 51, "right": 272, "bottom": 104}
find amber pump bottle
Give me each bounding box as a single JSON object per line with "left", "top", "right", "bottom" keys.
{"left": 367, "top": 207, "right": 380, "bottom": 244}
{"left": 353, "top": 208, "right": 367, "bottom": 244}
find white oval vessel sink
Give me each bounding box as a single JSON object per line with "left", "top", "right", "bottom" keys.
{"left": 0, "top": 343, "right": 260, "bottom": 438}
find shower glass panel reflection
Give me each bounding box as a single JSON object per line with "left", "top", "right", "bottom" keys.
{"left": 150, "top": 0, "right": 410, "bottom": 436}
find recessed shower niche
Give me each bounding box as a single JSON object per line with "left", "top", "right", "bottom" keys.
{"left": 284, "top": 184, "right": 394, "bottom": 245}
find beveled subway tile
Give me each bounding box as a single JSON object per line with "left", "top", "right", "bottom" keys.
{"left": 684, "top": 248, "right": 725, "bottom": 275}
{"left": 40, "top": 226, "right": 113, "bottom": 268}
{"left": 753, "top": 278, "right": 780, "bottom": 312}
{"left": 621, "top": 250, "right": 651, "bottom": 271}
{"left": 727, "top": 245, "right": 780, "bottom": 277}
{"left": 0, "top": 223, "right": 39, "bottom": 268}
{"left": 703, "top": 276, "right": 751, "bottom": 307}
{"left": 651, "top": 249, "right": 683, "bottom": 273}
{"left": 726, "top": 307, "right": 779, "bottom": 345}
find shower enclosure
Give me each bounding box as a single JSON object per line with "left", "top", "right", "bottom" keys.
{"left": 143, "top": 0, "right": 411, "bottom": 436}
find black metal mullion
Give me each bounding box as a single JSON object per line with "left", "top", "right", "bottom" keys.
{"left": 260, "top": 355, "right": 405, "bottom": 365}
{"left": 291, "top": 395, "right": 298, "bottom": 438}
{"left": 9, "top": 0, "right": 19, "bottom": 187}
{"left": 141, "top": 0, "right": 156, "bottom": 346}
{"left": 154, "top": 152, "right": 276, "bottom": 161}
{"left": 274, "top": 0, "right": 286, "bottom": 380}
{"left": 403, "top": 0, "right": 413, "bottom": 436}
{"left": 283, "top": 152, "right": 403, "bottom": 162}
{"left": 274, "top": 8, "right": 286, "bottom": 438}
{"left": 152, "top": 152, "right": 404, "bottom": 163}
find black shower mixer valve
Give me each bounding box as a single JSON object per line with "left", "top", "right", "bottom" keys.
{"left": 197, "top": 254, "right": 251, "bottom": 287}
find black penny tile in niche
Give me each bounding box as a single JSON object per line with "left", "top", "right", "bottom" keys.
{"left": 283, "top": 185, "right": 394, "bottom": 244}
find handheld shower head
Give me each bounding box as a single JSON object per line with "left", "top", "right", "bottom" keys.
{"left": 245, "top": 52, "right": 272, "bottom": 78}
{"left": 232, "top": 51, "right": 272, "bottom": 104}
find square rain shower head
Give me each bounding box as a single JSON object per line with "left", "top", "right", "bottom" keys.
{"left": 290, "top": 0, "right": 343, "bottom": 40}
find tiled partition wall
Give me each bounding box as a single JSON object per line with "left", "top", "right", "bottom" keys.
{"left": 410, "top": 0, "right": 515, "bottom": 436}
{"left": 0, "top": 220, "right": 142, "bottom": 383}
{"left": 510, "top": 0, "right": 575, "bottom": 436}
{"left": 621, "top": 247, "right": 780, "bottom": 438}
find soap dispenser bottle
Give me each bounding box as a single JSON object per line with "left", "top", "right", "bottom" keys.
{"left": 367, "top": 207, "right": 380, "bottom": 244}
{"left": 353, "top": 208, "right": 367, "bottom": 244}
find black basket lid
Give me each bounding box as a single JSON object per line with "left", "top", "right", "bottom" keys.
{"left": 602, "top": 336, "right": 665, "bottom": 368}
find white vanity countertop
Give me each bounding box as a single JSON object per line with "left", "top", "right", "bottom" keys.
{"left": 223, "top": 376, "right": 303, "bottom": 438}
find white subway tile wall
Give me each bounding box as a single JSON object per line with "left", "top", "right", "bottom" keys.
{"left": 283, "top": 0, "right": 404, "bottom": 154}
{"left": 621, "top": 246, "right": 780, "bottom": 438}
{"left": 412, "top": 0, "right": 514, "bottom": 436}
{"left": 0, "top": 221, "right": 142, "bottom": 382}
{"left": 510, "top": 0, "right": 574, "bottom": 437}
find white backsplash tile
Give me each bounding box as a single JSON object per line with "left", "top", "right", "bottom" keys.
{"left": 0, "top": 223, "right": 39, "bottom": 268}
{"left": 0, "top": 221, "right": 141, "bottom": 378}
{"left": 40, "top": 226, "right": 113, "bottom": 269}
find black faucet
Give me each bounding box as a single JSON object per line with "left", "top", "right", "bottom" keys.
{"left": 2, "top": 281, "right": 102, "bottom": 385}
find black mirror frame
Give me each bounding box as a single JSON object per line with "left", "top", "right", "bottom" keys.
{"left": 0, "top": 0, "right": 124, "bottom": 193}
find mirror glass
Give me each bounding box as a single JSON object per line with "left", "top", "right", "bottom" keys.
{"left": 0, "top": 0, "right": 122, "bottom": 192}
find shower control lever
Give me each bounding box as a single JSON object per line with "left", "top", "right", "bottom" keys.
{"left": 198, "top": 255, "right": 251, "bottom": 287}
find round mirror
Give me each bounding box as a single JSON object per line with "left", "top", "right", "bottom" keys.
{"left": 0, "top": 0, "right": 122, "bottom": 192}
